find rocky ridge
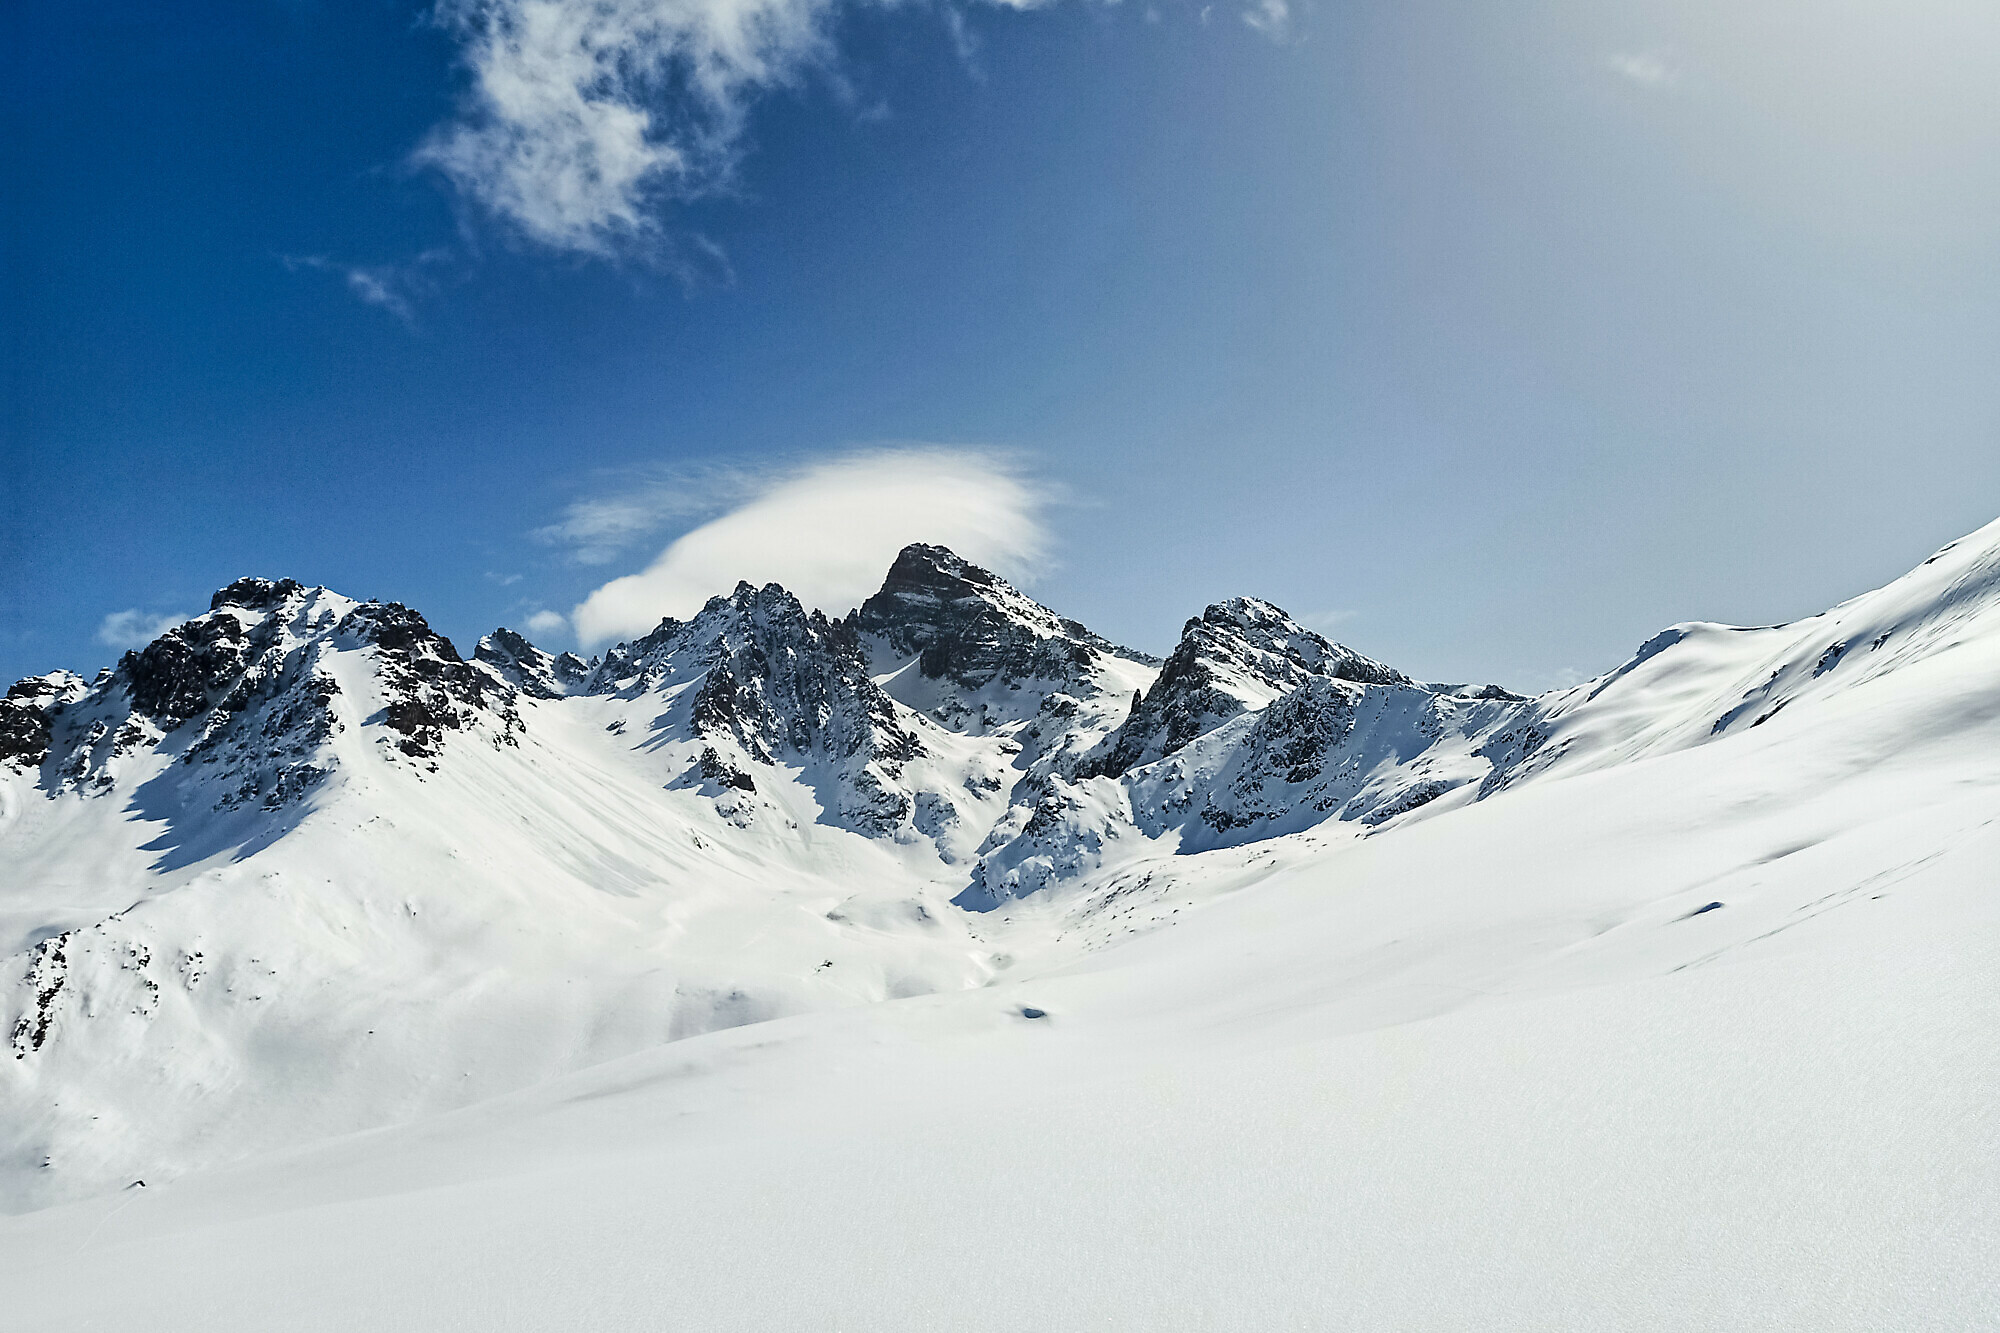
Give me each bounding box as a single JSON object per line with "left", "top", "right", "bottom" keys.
{"left": 959, "top": 595, "right": 1534, "bottom": 905}
{"left": 581, "top": 580, "right": 930, "bottom": 836}
{"left": 474, "top": 629, "right": 590, "bottom": 700}
{"left": 1081, "top": 597, "right": 1413, "bottom": 779}
{"left": 2, "top": 549, "right": 1534, "bottom": 878}
{"left": 4, "top": 578, "right": 524, "bottom": 820}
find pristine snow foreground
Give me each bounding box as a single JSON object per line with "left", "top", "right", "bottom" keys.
{"left": 1, "top": 530, "right": 1996, "bottom": 1328}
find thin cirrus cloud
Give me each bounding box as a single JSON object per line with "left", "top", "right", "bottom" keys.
{"left": 1295, "top": 609, "right": 1354, "bottom": 636}
{"left": 532, "top": 460, "right": 763, "bottom": 566}
{"left": 96, "top": 609, "right": 190, "bottom": 651}
{"left": 1241, "top": 0, "right": 1287, "bottom": 41}
{"left": 1606, "top": 49, "right": 1681, "bottom": 89}
{"left": 568, "top": 447, "right": 1050, "bottom": 645}
{"left": 280, "top": 251, "right": 452, "bottom": 323}
{"left": 418, "top": 0, "right": 1285, "bottom": 259}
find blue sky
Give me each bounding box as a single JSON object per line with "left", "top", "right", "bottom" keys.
{"left": 5, "top": 0, "right": 1999, "bottom": 690}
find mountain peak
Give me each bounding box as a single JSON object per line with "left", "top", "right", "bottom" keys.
{"left": 1202, "top": 595, "right": 1289, "bottom": 626}
{"left": 881, "top": 542, "right": 1000, "bottom": 589}
{"left": 0, "top": 672, "right": 89, "bottom": 770}
{"left": 209, "top": 577, "right": 307, "bottom": 613}
{"left": 474, "top": 629, "right": 591, "bottom": 700}
{"left": 1083, "top": 595, "right": 1410, "bottom": 778}
{"left": 1191, "top": 597, "right": 1408, "bottom": 689}
{"left": 862, "top": 544, "right": 1008, "bottom": 618}
{"left": 851, "top": 544, "right": 1148, "bottom": 692}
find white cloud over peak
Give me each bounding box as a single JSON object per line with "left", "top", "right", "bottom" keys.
{"left": 569, "top": 447, "right": 1048, "bottom": 645}
{"left": 96, "top": 609, "right": 189, "bottom": 651}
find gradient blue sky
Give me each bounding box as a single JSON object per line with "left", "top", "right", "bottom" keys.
{"left": 6, "top": 0, "right": 1999, "bottom": 689}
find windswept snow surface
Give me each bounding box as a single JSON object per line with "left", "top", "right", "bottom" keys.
{"left": 2, "top": 527, "right": 1998, "bottom": 1327}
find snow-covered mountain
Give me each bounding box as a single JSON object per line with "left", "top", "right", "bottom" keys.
{"left": 2, "top": 523, "right": 1997, "bottom": 1328}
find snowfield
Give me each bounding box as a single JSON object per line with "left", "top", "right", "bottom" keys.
{"left": 1, "top": 527, "right": 1996, "bottom": 1328}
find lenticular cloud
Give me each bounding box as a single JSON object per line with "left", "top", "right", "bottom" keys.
{"left": 570, "top": 448, "right": 1050, "bottom": 644}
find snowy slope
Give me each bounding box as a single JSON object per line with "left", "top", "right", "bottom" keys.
{"left": 0, "top": 522, "right": 1994, "bottom": 1325}
{"left": 0, "top": 576, "right": 1022, "bottom": 1208}
{"left": 1487, "top": 517, "right": 2000, "bottom": 789}
{"left": 1, "top": 522, "right": 1996, "bottom": 1325}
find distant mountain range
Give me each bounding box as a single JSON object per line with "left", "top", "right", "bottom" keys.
{"left": 5, "top": 521, "right": 1999, "bottom": 1211}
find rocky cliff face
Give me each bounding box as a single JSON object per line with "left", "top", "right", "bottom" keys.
{"left": 338, "top": 600, "right": 522, "bottom": 762}
{"left": 843, "top": 545, "right": 1166, "bottom": 877}
{"left": 86, "top": 579, "right": 349, "bottom": 806}
{"left": 964, "top": 597, "right": 1527, "bottom": 905}
{"left": 5, "top": 552, "right": 1521, "bottom": 896}
{"left": 1135, "top": 675, "right": 1530, "bottom": 849}
{"left": 0, "top": 672, "right": 86, "bottom": 770}
{"left": 585, "top": 581, "right": 929, "bottom": 836}
{"left": 474, "top": 629, "right": 591, "bottom": 700}
{"left": 851, "top": 544, "right": 1152, "bottom": 716}
{"left": 5, "top": 578, "right": 523, "bottom": 817}
{"left": 1081, "top": 598, "right": 1410, "bottom": 779}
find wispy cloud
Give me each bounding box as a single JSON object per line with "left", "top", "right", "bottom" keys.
{"left": 942, "top": 6, "right": 984, "bottom": 79}
{"left": 282, "top": 250, "right": 452, "bottom": 323}
{"left": 417, "top": 0, "right": 845, "bottom": 257}
{"left": 1241, "top": 0, "right": 1287, "bottom": 42}
{"left": 96, "top": 609, "right": 189, "bottom": 650}
{"left": 1606, "top": 49, "right": 1680, "bottom": 90}
{"left": 1296, "top": 609, "right": 1354, "bottom": 636}
{"left": 532, "top": 462, "right": 763, "bottom": 566}
{"left": 418, "top": 0, "right": 1132, "bottom": 258}
{"left": 1503, "top": 663, "right": 1587, "bottom": 696}
{"left": 569, "top": 446, "right": 1049, "bottom": 644}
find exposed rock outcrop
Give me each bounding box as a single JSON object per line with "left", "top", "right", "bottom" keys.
{"left": 1082, "top": 598, "right": 1407, "bottom": 779}
{"left": 588, "top": 582, "right": 926, "bottom": 835}
{"left": 474, "top": 629, "right": 591, "bottom": 700}
{"left": 0, "top": 672, "right": 87, "bottom": 770}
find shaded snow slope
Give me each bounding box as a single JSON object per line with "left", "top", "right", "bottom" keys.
{"left": 3, "top": 523, "right": 1999, "bottom": 1237}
